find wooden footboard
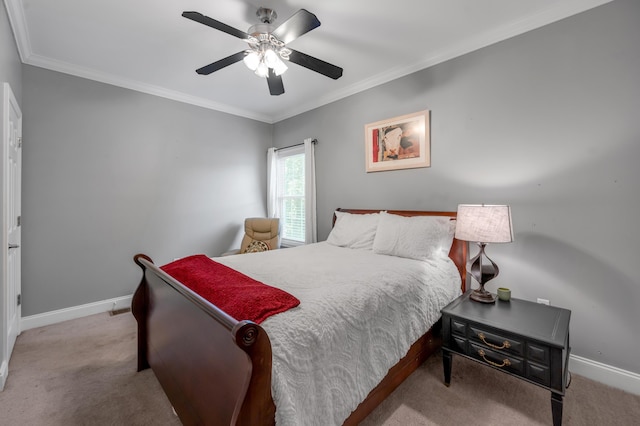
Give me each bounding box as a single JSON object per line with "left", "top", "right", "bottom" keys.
{"left": 132, "top": 209, "right": 467, "bottom": 425}
{"left": 132, "top": 254, "right": 275, "bottom": 425}
{"left": 132, "top": 256, "right": 441, "bottom": 425}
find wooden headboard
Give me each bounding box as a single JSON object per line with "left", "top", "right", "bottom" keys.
{"left": 335, "top": 208, "right": 467, "bottom": 292}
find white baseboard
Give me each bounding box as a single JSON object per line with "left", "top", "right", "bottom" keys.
{"left": 570, "top": 354, "right": 640, "bottom": 396}
{"left": 16, "top": 295, "right": 640, "bottom": 396}
{"left": 20, "top": 295, "right": 133, "bottom": 331}
{"left": 0, "top": 360, "right": 7, "bottom": 391}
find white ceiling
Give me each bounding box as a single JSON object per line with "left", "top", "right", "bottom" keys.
{"left": 6, "top": 0, "right": 611, "bottom": 123}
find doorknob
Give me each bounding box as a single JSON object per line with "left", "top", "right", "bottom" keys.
{"left": 8, "top": 244, "right": 19, "bottom": 249}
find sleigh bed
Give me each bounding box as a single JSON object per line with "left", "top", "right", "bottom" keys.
{"left": 132, "top": 208, "right": 467, "bottom": 425}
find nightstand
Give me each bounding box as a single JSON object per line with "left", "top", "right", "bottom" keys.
{"left": 441, "top": 291, "right": 571, "bottom": 426}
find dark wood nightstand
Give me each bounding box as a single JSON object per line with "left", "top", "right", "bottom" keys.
{"left": 441, "top": 291, "right": 571, "bottom": 426}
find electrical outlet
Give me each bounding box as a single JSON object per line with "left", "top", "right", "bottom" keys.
{"left": 537, "top": 298, "right": 550, "bottom": 305}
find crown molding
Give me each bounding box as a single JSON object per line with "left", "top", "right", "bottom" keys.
{"left": 3, "top": 0, "right": 273, "bottom": 122}
{"left": 271, "top": 0, "right": 613, "bottom": 122}
{"left": 4, "top": 0, "right": 31, "bottom": 62}
{"left": 6, "top": 0, "right": 613, "bottom": 124}
{"left": 24, "top": 53, "right": 274, "bottom": 123}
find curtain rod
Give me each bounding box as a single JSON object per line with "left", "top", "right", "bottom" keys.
{"left": 274, "top": 138, "right": 317, "bottom": 151}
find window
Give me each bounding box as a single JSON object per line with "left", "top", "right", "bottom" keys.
{"left": 274, "top": 145, "right": 306, "bottom": 246}
{"left": 268, "top": 139, "right": 317, "bottom": 246}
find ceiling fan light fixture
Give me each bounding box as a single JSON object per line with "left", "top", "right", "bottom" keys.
{"left": 273, "top": 58, "right": 288, "bottom": 76}
{"left": 263, "top": 48, "right": 278, "bottom": 68}
{"left": 279, "top": 47, "right": 292, "bottom": 61}
{"left": 255, "top": 61, "right": 269, "bottom": 78}
{"left": 243, "top": 51, "right": 260, "bottom": 71}
{"left": 243, "top": 35, "right": 292, "bottom": 78}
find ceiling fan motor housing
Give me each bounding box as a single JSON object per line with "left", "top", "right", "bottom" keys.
{"left": 256, "top": 7, "right": 277, "bottom": 24}
{"left": 247, "top": 23, "right": 276, "bottom": 37}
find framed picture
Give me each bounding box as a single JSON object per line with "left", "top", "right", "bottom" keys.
{"left": 364, "top": 110, "right": 430, "bottom": 172}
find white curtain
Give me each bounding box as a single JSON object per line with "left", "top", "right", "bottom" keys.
{"left": 304, "top": 138, "right": 317, "bottom": 243}
{"left": 267, "top": 147, "right": 278, "bottom": 218}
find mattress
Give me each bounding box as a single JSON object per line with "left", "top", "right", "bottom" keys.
{"left": 216, "top": 241, "right": 461, "bottom": 426}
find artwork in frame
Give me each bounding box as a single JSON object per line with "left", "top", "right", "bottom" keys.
{"left": 364, "top": 110, "right": 430, "bottom": 172}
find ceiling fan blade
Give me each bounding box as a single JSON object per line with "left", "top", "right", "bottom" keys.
{"left": 272, "top": 9, "right": 321, "bottom": 45}
{"left": 267, "top": 69, "right": 285, "bottom": 96}
{"left": 196, "top": 51, "right": 246, "bottom": 75}
{"left": 288, "top": 49, "right": 343, "bottom": 80}
{"left": 182, "top": 11, "right": 250, "bottom": 40}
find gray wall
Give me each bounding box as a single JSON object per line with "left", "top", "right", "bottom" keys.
{"left": 274, "top": 0, "right": 640, "bottom": 375}
{"left": 1, "top": 0, "right": 22, "bottom": 378}
{"left": 21, "top": 66, "right": 272, "bottom": 316}
{"left": 13, "top": 0, "right": 640, "bottom": 378}
{"left": 1, "top": 1, "right": 21, "bottom": 102}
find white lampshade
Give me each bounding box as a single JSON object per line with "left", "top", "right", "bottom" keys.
{"left": 263, "top": 48, "right": 278, "bottom": 68}
{"left": 455, "top": 204, "right": 513, "bottom": 243}
{"left": 273, "top": 57, "right": 288, "bottom": 76}
{"left": 255, "top": 61, "right": 269, "bottom": 78}
{"left": 243, "top": 51, "right": 260, "bottom": 71}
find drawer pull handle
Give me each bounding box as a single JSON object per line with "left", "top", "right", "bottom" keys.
{"left": 478, "top": 349, "right": 511, "bottom": 368}
{"left": 478, "top": 332, "right": 511, "bottom": 350}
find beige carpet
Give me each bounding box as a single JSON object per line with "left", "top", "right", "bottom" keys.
{"left": 0, "top": 311, "right": 180, "bottom": 426}
{"left": 1, "top": 312, "right": 639, "bottom": 425}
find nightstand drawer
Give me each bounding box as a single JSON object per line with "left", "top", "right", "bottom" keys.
{"left": 452, "top": 319, "right": 467, "bottom": 335}
{"left": 469, "top": 342, "right": 524, "bottom": 375}
{"left": 452, "top": 335, "right": 467, "bottom": 352}
{"left": 469, "top": 326, "right": 524, "bottom": 356}
{"left": 527, "top": 361, "right": 551, "bottom": 387}
{"left": 527, "top": 343, "right": 550, "bottom": 365}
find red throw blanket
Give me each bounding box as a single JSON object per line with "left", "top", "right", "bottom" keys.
{"left": 161, "top": 254, "right": 300, "bottom": 324}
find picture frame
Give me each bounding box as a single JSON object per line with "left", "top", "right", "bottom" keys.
{"left": 364, "top": 110, "right": 430, "bottom": 172}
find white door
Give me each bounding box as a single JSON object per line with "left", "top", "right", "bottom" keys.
{"left": 1, "top": 83, "right": 22, "bottom": 391}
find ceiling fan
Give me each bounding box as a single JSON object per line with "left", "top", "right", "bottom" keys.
{"left": 182, "top": 7, "right": 343, "bottom": 96}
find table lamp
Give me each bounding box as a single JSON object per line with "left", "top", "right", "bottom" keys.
{"left": 455, "top": 204, "right": 513, "bottom": 303}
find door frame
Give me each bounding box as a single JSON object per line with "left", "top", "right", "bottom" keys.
{"left": 1, "top": 82, "right": 22, "bottom": 391}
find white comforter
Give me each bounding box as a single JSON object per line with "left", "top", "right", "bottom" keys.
{"left": 216, "top": 242, "right": 461, "bottom": 426}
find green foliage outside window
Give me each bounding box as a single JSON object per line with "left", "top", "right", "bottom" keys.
{"left": 278, "top": 153, "right": 305, "bottom": 242}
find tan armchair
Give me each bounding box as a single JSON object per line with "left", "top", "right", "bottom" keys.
{"left": 223, "top": 218, "right": 280, "bottom": 255}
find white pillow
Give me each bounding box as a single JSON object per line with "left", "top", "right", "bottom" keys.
{"left": 326, "top": 211, "right": 380, "bottom": 250}
{"left": 372, "top": 212, "right": 455, "bottom": 260}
